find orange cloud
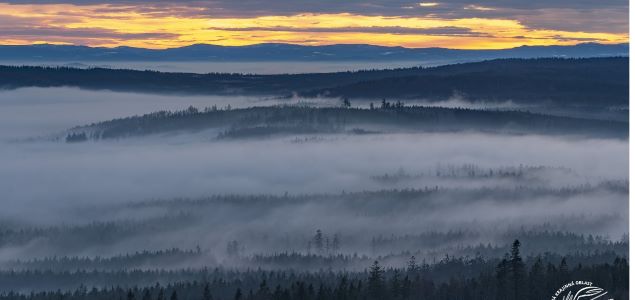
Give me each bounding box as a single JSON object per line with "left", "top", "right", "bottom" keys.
{"left": 0, "top": 3, "right": 628, "bottom": 49}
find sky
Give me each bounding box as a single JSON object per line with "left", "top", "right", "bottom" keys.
{"left": 0, "top": 0, "right": 629, "bottom": 49}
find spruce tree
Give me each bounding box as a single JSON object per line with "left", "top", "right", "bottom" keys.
{"left": 510, "top": 240, "right": 526, "bottom": 300}
{"left": 368, "top": 261, "right": 385, "bottom": 300}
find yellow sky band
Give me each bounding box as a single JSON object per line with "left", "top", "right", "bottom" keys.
{"left": 0, "top": 3, "right": 628, "bottom": 49}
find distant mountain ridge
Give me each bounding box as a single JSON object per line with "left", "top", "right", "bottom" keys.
{"left": 0, "top": 43, "right": 628, "bottom": 61}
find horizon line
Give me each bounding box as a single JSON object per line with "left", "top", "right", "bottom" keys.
{"left": 0, "top": 41, "right": 629, "bottom": 51}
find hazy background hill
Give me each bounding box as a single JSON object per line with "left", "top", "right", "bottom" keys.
{"left": 0, "top": 43, "right": 628, "bottom": 61}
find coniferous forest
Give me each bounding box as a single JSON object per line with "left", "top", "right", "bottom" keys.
{"left": 0, "top": 56, "right": 628, "bottom": 300}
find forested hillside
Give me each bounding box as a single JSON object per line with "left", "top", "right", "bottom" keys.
{"left": 300, "top": 58, "right": 628, "bottom": 106}
{"left": 63, "top": 104, "right": 627, "bottom": 142}
{"left": 0, "top": 58, "right": 627, "bottom": 109}
{"left": 0, "top": 241, "right": 627, "bottom": 300}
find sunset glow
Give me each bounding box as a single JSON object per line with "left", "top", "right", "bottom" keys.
{"left": 0, "top": 2, "right": 628, "bottom": 49}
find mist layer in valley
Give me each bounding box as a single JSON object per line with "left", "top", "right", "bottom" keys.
{"left": 0, "top": 60, "right": 628, "bottom": 297}
{"left": 0, "top": 60, "right": 447, "bottom": 75}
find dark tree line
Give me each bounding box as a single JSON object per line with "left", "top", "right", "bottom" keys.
{"left": 65, "top": 132, "right": 88, "bottom": 143}
{"left": 372, "top": 164, "right": 574, "bottom": 182}
{"left": 299, "top": 58, "right": 627, "bottom": 108}
{"left": 0, "top": 58, "right": 626, "bottom": 109}
{"left": 0, "top": 240, "right": 627, "bottom": 300}
{"left": 65, "top": 105, "right": 627, "bottom": 142}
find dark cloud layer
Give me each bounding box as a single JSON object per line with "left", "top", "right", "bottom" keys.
{"left": 2, "top": 0, "right": 627, "bottom": 34}
{"left": 2, "top": 27, "right": 178, "bottom": 39}
{"left": 3, "top": 0, "right": 627, "bottom": 10}
{"left": 207, "top": 25, "right": 492, "bottom": 37}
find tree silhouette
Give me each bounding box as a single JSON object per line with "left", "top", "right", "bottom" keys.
{"left": 407, "top": 256, "right": 418, "bottom": 273}
{"left": 368, "top": 260, "right": 385, "bottom": 299}
{"left": 313, "top": 230, "right": 324, "bottom": 253}
{"left": 496, "top": 253, "right": 510, "bottom": 300}
{"left": 510, "top": 240, "right": 526, "bottom": 300}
